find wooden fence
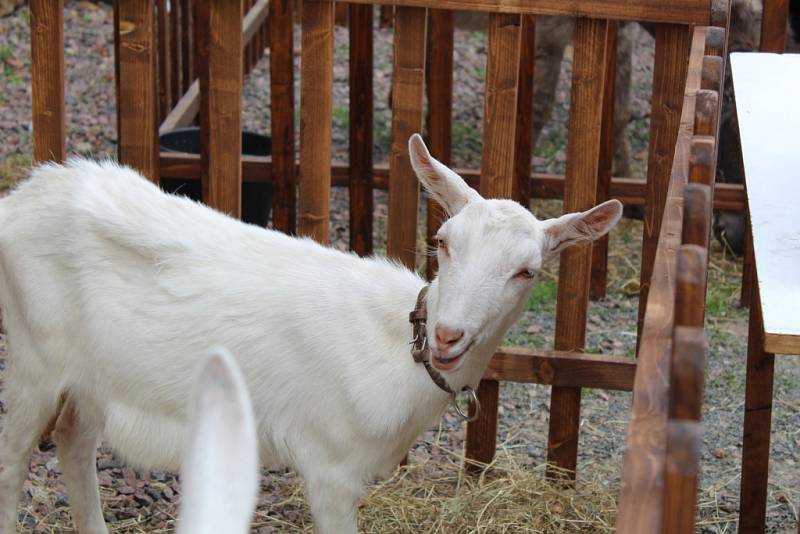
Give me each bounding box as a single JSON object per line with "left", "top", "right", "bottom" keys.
{"left": 28, "top": 0, "right": 793, "bottom": 531}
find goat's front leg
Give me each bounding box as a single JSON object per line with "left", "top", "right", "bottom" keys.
{"left": 52, "top": 396, "right": 108, "bottom": 534}
{"left": 304, "top": 470, "right": 362, "bottom": 534}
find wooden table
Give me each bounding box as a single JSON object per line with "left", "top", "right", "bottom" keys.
{"left": 731, "top": 52, "right": 800, "bottom": 533}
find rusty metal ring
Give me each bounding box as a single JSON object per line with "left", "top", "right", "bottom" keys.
{"left": 451, "top": 386, "right": 480, "bottom": 423}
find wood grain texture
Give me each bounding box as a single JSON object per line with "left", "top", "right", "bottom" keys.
{"left": 343, "top": 0, "right": 712, "bottom": 24}
{"left": 590, "top": 20, "right": 618, "bottom": 300}
{"left": 480, "top": 13, "right": 522, "bottom": 199}
{"left": 270, "top": 0, "right": 296, "bottom": 234}
{"left": 668, "top": 326, "right": 706, "bottom": 421}
{"left": 701, "top": 55, "right": 723, "bottom": 90}
{"left": 30, "top": 0, "right": 66, "bottom": 164}
{"left": 616, "top": 26, "right": 706, "bottom": 534}
{"left": 674, "top": 244, "right": 707, "bottom": 328}
{"left": 464, "top": 379, "right": 499, "bottom": 470}
{"left": 199, "top": 0, "right": 243, "bottom": 217}
{"left": 738, "top": 264, "right": 775, "bottom": 534}
{"left": 117, "top": 0, "right": 159, "bottom": 182}
{"left": 156, "top": 0, "right": 171, "bottom": 123}
{"left": 426, "top": 8, "right": 454, "bottom": 280}
{"left": 386, "top": 6, "right": 427, "bottom": 267}
{"left": 512, "top": 14, "right": 535, "bottom": 205}
{"left": 168, "top": 0, "right": 180, "bottom": 107}
{"left": 681, "top": 184, "right": 711, "bottom": 250}
{"left": 693, "top": 89, "right": 718, "bottom": 137}
{"left": 179, "top": 0, "right": 193, "bottom": 93}
{"left": 688, "top": 135, "right": 715, "bottom": 186}
{"left": 547, "top": 17, "right": 609, "bottom": 478}
{"left": 661, "top": 420, "right": 702, "bottom": 534}
{"left": 759, "top": 0, "right": 788, "bottom": 52}
{"left": 637, "top": 23, "right": 691, "bottom": 343}
{"left": 485, "top": 347, "right": 635, "bottom": 390}
{"left": 349, "top": 3, "right": 374, "bottom": 255}
{"left": 466, "top": 11, "right": 522, "bottom": 470}
{"left": 160, "top": 155, "right": 746, "bottom": 210}
{"left": 299, "top": 0, "right": 334, "bottom": 243}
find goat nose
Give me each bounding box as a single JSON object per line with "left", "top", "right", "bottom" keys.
{"left": 435, "top": 324, "right": 464, "bottom": 349}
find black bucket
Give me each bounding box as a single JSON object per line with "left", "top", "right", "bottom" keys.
{"left": 159, "top": 127, "right": 273, "bottom": 227}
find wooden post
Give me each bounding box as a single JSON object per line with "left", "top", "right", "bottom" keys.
{"left": 465, "top": 12, "right": 522, "bottom": 469}
{"left": 546, "top": 17, "right": 609, "bottom": 479}
{"left": 156, "top": 0, "right": 171, "bottom": 123}
{"left": 590, "top": 20, "right": 618, "bottom": 300}
{"left": 425, "top": 8, "right": 454, "bottom": 280}
{"left": 199, "top": 0, "right": 243, "bottom": 217}
{"left": 386, "top": 7, "right": 427, "bottom": 268}
{"left": 379, "top": 5, "right": 394, "bottom": 28}
{"left": 512, "top": 15, "right": 535, "bottom": 206}
{"left": 168, "top": 0, "right": 180, "bottom": 107}
{"left": 681, "top": 184, "right": 712, "bottom": 251}
{"left": 299, "top": 0, "right": 334, "bottom": 243}
{"left": 760, "top": 0, "right": 789, "bottom": 53}
{"left": 117, "top": 0, "right": 159, "bottom": 182}
{"left": 689, "top": 136, "right": 715, "bottom": 186}
{"left": 349, "top": 3, "right": 374, "bottom": 256}
{"left": 180, "top": 0, "right": 193, "bottom": 94}
{"left": 270, "top": 0, "right": 296, "bottom": 234}
{"left": 30, "top": 0, "right": 66, "bottom": 164}
{"left": 636, "top": 24, "right": 691, "bottom": 343}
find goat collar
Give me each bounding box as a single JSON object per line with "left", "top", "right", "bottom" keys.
{"left": 409, "top": 285, "right": 480, "bottom": 423}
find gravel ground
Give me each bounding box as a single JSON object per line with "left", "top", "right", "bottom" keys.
{"left": 1, "top": 1, "right": 799, "bottom": 532}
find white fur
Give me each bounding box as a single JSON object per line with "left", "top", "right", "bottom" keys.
{"left": 176, "top": 347, "right": 259, "bottom": 534}
{"left": 0, "top": 134, "right": 621, "bottom": 534}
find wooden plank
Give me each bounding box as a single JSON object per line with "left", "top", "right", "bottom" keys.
{"left": 160, "top": 154, "right": 748, "bottom": 211}
{"left": 668, "top": 326, "right": 706, "bottom": 420}
{"left": 379, "top": 5, "right": 394, "bottom": 27}
{"left": 693, "top": 88, "right": 718, "bottom": 137}
{"left": 590, "top": 20, "right": 617, "bottom": 300}
{"left": 512, "top": 14, "right": 535, "bottom": 205}
{"left": 466, "top": 11, "right": 522, "bottom": 470}
{"left": 343, "top": 0, "right": 712, "bottom": 25}
{"left": 156, "top": 0, "right": 171, "bottom": 123}
{"left": 636, "top": 24, "right": 691, "bottom": 343}
{"left": 616, "top": 26, "right": 706, "bottom": 534}
{"left": 349, "top": 3, "right": 374, "bottom": 255}
{"left": 681, "top": 185, "right": 711, "bottom": 250}
{"left": 117, "top": 0, "right": 159, "bottom": 182}
{"left": 270, "top": 0, "right": 296, "bottom": 234}
{"left": 298, "top": 0, "right": 334, "bottom": 243}
{"left": 674, "top": 244, "right": 707, "bottom": 328}
{"left": 30, "top": 0, "right": 66, "bottom": 164}
{"left": 661, "top": 420, "right": 702, "bottom": 534}
{"left": 386, "top": 6, "right": 427, "bottom": 267}
{"left": 485, "top": 347, "right": 635, "bottom": 390}
{"left": 688, "top": 135, "right": 715, "bottom": 186}
{"left": 199, "top": 0, "right": 243, "bottom": 216}
{"left": 425, "top": 8, "right": 454, "bottom": 280}
{"left": 738, "top": 264, "right": 775, "bottom": 533}
{"left": 700, "top": 55, "right": 723, "bottom": 91}
{"left": 179, "top": 0, "right": 193, "bottom": 94}
{"left": 759, "top": 0, "right": 789, "bottom": 52}
{"left": 168, "top": 0, "right": 180, "bottom": 107}
{"left": 547, "top": 17, "right": 608, "bottom": 479}
{"left": 731, "top": 53, "right": 800, "bottom": 354}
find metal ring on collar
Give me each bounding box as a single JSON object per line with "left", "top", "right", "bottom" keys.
{"left": 451, "top": 385, "right": 480, "bottom": 423}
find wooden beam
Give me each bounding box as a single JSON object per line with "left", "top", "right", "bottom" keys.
{"left": 30, "top": 0, "right": 66, "bottom": 164}
{"left": 342, "top": 0, "right": 712, "bottom": 25}
{"left": 158, "top": 154, "right": 748, "bottom": 211}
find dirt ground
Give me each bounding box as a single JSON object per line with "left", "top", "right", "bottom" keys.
{"left": 0, "top": 1, "right": 798, "bottom": 532}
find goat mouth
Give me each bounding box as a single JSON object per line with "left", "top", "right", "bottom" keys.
{"left": 432, "top": 341, "right": 474, "bottom": 372}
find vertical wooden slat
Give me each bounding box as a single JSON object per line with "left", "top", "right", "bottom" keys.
{"left": 199, "top": 0, "right": 243, "bottom": 216}
{"left": 637, "top": 24, "right": 692, "bottom": 341}
{"left": 269, "top": 0, "right": 296, "bottom": 234}
{"left": 512, "top": 14, "right": 535, "bottom": 205}
{"left": 168, "top": 0, "right": 180, "bottom": 107}
{"left": 760, "top": 0, "right": 789, "bottom": 52}
{"left": 379, "top": 5, "right": 394, "bottom": 28}
{"left": 349, "top": 3, "right": 374, "bottom": 256}
{"left": 335, "top": 2, "right": 349, "bottom": 26}
{"left": 426, "top": 8, "right": 454, "bottom": 279}
{"left": 738, "top": 260, "right": 776, "bottom": 534}
{"left": 117, "top": 0, "right": 159, "bottom": 182}
{"left": 386, "top": 6, "right": 427, "bottom": 268}
{"left": 465, "top": 12, "right": 521, "bottom": 468}
{"left": 30, "top": 0, "right": 65, "bottom": 164}
{"left": 299, "top": 0, "right": 335, "bottom": 243}
{"left": 156, "top": 0, "right": 171, "bottom": 124}
{"left": 590, "top": 20, "right": 618, "bottom": 300}
{"left": 180, "top": 0, "right": 193, "bottom": 94}
{"left": 546, "top": 17, "right": 609, "bottom": 478}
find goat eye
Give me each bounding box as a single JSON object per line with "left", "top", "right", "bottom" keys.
{"left": 514, "top": 269, "right": 535, "bottom": 280}
{"left": 437, "top": 238, "right": 449, "bottom": 255}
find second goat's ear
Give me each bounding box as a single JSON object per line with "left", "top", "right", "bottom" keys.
{"left": 542, "top": 199, "right": 623, "bottom": 257}
{"left": 408, "top": 133, "right": 482, "bottom": 216}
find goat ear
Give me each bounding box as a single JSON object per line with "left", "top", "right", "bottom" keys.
{"left": 408, "top": 133, "right": 481, "bottom": 216}
{"left": 542, "top": 199, "right": 623, "bottom": 257}
{"left": 176, "top": 347, "right": 259, "bottom": 534}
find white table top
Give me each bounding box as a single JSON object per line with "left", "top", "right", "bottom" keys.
{"left": 732, "top": 52, "right": 800, "bottom": 355}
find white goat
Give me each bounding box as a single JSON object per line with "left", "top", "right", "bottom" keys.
{"left": 176, "top": 347, "right": 259, "bottom": 534}
{"left": 0, "top": 134, "right": 621, "bottom": 533}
